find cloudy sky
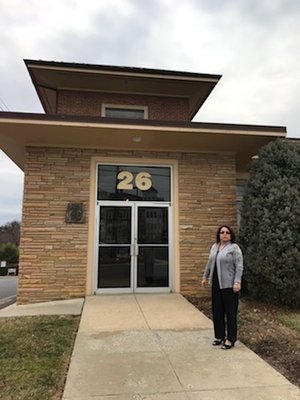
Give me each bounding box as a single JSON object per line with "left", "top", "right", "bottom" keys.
{"left": 0, "top": 0, "right": 299, "bottom": 225}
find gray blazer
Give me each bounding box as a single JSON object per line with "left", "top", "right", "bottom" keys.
{"left": 203, "top": 242, "right": 244, "bottom": 289}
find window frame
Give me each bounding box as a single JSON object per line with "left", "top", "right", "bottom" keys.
{"left": 101, "top": 104, "right": 148, "bottom": 119}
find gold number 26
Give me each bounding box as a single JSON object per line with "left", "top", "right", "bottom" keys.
{"left": 117, "top": 171, "right": 152, "bottom": 191}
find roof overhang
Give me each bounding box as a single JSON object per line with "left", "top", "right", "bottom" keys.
{"left": 24, "top": 60, "right": 221, "bottom": 120}
{"left": 0, "top": 112, "right": 286, "bottom": 176}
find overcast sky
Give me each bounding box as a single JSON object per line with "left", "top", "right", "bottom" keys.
{"left": 0, "top": 0, "right": 299, "bottom": 225}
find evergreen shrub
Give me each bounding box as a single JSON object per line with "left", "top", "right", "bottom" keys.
{"left": 239, "top": 139, "right": 300, "bottom": 307}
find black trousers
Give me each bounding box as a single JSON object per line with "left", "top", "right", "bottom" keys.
{"left": 212, "top": 269, "right": 239, "bottom": 343}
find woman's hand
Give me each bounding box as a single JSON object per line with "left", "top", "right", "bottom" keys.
{"left": 233, "top": 282, "right": 241, "bottom": 292}
{"left": 201, "top": 279, "right": 208, "bottom": 287}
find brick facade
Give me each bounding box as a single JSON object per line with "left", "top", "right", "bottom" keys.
{"left": 57, "top": 91, "right": 190, "bottom": 121}
{"left": 18, "top": 146, "right": 237, "bottom": 304}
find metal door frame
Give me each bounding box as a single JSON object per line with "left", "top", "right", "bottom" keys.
{"left": 94, "top": 201, "right": 172, "bottom": 294}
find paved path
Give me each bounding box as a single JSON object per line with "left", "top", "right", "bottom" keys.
{"left": 62, "top": 294, "right": 300, "bottom": 400}
{"left": 0, "top": 297, "right": 84, "bottom": 318}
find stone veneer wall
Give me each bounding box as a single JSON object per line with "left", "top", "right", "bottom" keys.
{"left": 178, "top": 152, "right": 237, "bottom": 294}
{"left": 17, "top": 146, "right": 237, "bottom": 303}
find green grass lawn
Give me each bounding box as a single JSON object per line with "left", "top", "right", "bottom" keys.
{"left": 278, "top": 312, "right": 300, "bottom": 333}
{"left": 0, "top": 315, "right": 80, "bottom": 400}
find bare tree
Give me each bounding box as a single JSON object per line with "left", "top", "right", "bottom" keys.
{"left": 0, "top": 221, "right": 20, "bottom": 246}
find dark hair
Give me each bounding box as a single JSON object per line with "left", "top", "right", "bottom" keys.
{"left": 215, "top": 225, "right": 236, "bottom": 243}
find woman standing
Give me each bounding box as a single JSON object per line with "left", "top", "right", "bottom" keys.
{"left": 201, "top": 225, "right": 244, "bottom": 350}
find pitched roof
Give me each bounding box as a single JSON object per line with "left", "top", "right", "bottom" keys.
{"left": 24, "top": 59, "right": 221, "bottom": 119}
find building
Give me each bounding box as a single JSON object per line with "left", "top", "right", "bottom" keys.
{"left": 0, "top": 60, "right": 286, "bottom": 303}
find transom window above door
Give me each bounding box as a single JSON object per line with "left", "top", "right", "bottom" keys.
{"left": 102, "top": 105, "right": 148, "bottom": 119}
{"left": 97, "top": 164, "right": 171, "bottom": 202}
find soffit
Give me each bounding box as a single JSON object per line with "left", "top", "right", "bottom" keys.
{"left": 0, "top": 114, "right": 286, "bottom": 174}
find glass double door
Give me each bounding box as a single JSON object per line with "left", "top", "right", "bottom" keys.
{"left": 96, "top": 202, "right": 170, "bottom": 293}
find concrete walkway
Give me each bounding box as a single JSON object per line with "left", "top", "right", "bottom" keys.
{"left": 0, "top": 297, "right": 84, "bottom": 318}
{"left": 61, "top": 294, "right": 300, "bottom": 400}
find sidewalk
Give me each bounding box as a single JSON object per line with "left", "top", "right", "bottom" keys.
{"left": 0, "top": 294, "right": 299, "bottom": 399}
{"left": 62, "top": 294, "right": 300, "bottom": 400}
{"left": 0, "top": 297, "right": 84, "bottom": 318}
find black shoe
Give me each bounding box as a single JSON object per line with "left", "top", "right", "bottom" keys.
{"left": 212, "top": 338, "right": 224, "bottom": 346}
{"left": 221, "top": 341, "right": 235, "bottom": 350}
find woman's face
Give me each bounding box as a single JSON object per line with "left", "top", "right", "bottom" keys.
{"left": 219, "top": 226, "right": 231, "bottom": 243}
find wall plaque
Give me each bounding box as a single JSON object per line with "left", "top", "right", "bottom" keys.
{"left": 65, "top": 202, "right": 85, "bottom": 223}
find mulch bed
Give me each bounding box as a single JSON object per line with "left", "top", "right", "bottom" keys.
{"left": 186, "top": 295, "right": 300, "bottom": 388}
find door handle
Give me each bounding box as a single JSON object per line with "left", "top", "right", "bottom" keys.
{"left": 130, "top": 244, "right": 139, "bottom": 256}
{"left": 130, "top": 244, "right": 134, "bottom": 257}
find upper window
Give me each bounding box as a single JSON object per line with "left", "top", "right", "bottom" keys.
{"left": 102, "top": 105, "right": 147, "bottom": 119}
